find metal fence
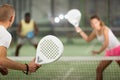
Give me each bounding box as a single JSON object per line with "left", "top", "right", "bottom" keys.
{"left": 0, "top": 0, "right": 119, "bottom": 27}
{"left": 0, "top": 0, "right": 120, "bottom": 39}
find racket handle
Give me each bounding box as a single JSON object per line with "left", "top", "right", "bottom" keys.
{"left": 35, "top": 56, "right": 43, "bottom": 64}
{"left": 75, "top": 26, "right": 83, "bottom": 33}
{"left": 73, "top": 22, "right": 79, "bottom": 28}
{"left": 74, "top": 26, "right": 79, "bottom": 28}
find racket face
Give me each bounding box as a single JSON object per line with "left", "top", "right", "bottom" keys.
{"left": 65, "top": 9, "right": 81, "bottom": 27}
{"left": 35, "top": 35, "right": 64, "bottom": 64}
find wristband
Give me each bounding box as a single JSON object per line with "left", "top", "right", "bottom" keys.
{"left": 23, "top": 64, "right": 29, "bottom": 75}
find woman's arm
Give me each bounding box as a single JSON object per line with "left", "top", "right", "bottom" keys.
{"left": 75, "top": 27, "right": 96, "bottom": 42}
{"left": 92, "top": 27, "right": 109, "bottom": 54}
{"left": 98, "top": 27, "right": 109, "bottom": 53}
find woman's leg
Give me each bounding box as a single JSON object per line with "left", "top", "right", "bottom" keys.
{"left": 116, "top": 60, "right": 120, "bottom": 67}
{"left": 96, "top": 60, "right": 112, "bottom": 80}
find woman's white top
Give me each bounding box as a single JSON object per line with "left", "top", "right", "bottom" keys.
{"left": 96, "top": 28, "right": 120, "bottom": 49}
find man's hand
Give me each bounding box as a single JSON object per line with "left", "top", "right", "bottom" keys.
{"left": 28, "top": 59, "right": 41, "bottom": 73}
{"left": 0, "top": 65, "right": 8, "bottom": 75}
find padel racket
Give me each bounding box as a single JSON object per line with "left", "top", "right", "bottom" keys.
{"left": 65, "top": 9, "right": 81, "bottom": 27}
{"left": 35, "top": 35, "right": 64, "bottom": 64}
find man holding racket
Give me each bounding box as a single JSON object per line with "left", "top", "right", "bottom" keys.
{"left": 15, "top": 12, "right": 39, "bottom": 56}
{"left": 74, "top": 15, "right": 120, "bottom": 80}
{"left": 0, "top": 4, "right": 40, "bottom": 75}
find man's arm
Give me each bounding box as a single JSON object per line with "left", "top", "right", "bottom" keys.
{"left": 0, "top": 46, "right": 27, "bottom": 71}
{"left": 17, "top": 22, "right": 22, "bottom": 37}
{"left": 34, "top": 22, "right": 39, "bottom": 35}
{"left": 0, "top": 46, "right": 40, "bottom": 73}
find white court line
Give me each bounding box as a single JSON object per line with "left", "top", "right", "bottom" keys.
{"left": 63, "top": 67, "right": 74, "bottom": 80}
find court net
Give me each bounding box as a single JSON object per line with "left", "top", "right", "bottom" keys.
{"left": 1, "top": 56, "right": 120, "bottom": 80}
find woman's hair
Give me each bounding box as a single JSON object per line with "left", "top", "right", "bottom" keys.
{"left": 0, "top": 4, "right": 15, "bottom": 22}
{"left": 90, "top": 15, "right": 105, "bottom": 27}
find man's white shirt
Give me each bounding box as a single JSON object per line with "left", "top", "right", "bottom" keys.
{"left": 0, "top": 25, "right": 12, "bottom": 48}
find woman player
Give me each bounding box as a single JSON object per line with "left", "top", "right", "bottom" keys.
{"left": 75, "top": 15, "right": 120, "bottom": 80}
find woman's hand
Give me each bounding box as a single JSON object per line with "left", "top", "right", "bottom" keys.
{"left": 92, "top": 50, "right": 100, "bottom": 55}
{"left": 75, "top": 27, "right": 82, "bottom": 33}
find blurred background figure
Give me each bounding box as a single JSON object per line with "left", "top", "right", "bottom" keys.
{"left": 15, "top": 12, "right": 39, "bottom": 56}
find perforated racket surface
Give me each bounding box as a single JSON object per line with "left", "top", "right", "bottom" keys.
{"left": 35, "top": 35, "right": 64, "bottom": 64}
{"left": 65, "top": 9, "right": 81, "bottom": 27}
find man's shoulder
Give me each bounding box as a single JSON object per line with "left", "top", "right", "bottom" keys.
{"left": 0, "top": 26, "right": 8, "bottom": 34}
{"left": 21, "top": 19, "right": 24, "bottom": 23}
{"left": 30, "top": 19, "right": 35, "bottom": 22}
{"left": 0, "top": 26, "right": 11, "bottom": 38}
